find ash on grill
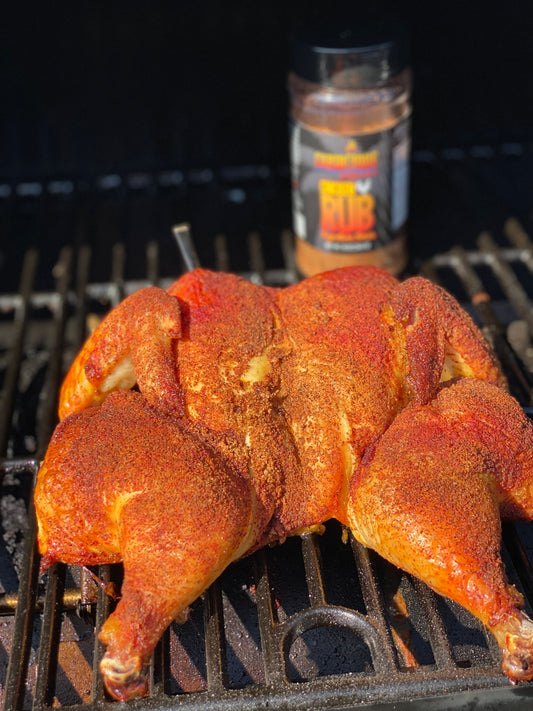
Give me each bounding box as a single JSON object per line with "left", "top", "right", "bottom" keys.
{"left": 2, "top": 220, "right": 533, "bottom": 711}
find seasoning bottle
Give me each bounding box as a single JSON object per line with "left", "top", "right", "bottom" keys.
{"left": 289, "top": 21, "right": 412, "bottom": 277}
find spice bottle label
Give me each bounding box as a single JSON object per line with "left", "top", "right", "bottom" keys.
{"left": 291, "top": 119, "right": 410, "bottom": 252}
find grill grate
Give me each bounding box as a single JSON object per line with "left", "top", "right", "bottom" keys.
{"left": 2, "top": 222, "right": 533, "bottom": 710}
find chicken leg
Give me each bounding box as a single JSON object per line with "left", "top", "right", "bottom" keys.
{"left": 35, "top": 390, "right": 258, "bottom": 700}
{"left": 347, "top": 377, "right": 533, "bottom": 681}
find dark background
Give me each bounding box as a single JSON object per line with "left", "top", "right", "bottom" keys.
{"left": 1, "top": 1, "right": 533, "bottom": 280}
{"left": 2, "top": 1, "right": 532, "bottom": 173}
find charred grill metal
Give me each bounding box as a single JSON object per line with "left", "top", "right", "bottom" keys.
{"left": 2, "top": 221, "right": 533, "bottom": 710}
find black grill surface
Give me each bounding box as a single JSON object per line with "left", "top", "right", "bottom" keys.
{"left": 2, "top": 155, "right": 533, "bottom": 710}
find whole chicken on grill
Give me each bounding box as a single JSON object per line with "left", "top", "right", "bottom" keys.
{"left": 34, "top": 266, "right": 533, "bottom": 700}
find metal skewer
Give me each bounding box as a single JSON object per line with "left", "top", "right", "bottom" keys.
{"left": 172, "top": 223, "right": 201, "bottom": 273}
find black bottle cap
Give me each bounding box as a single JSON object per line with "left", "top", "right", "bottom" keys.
{"left": 290, "top": 18, "right": 409, "bottom": 87}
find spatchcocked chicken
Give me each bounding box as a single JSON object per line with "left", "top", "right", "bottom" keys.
{"left": 34, "top": 266, "right": 533, "bottom": 700}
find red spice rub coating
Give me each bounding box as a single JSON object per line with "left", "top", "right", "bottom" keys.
{"left": 36, "top": 390, "right": 255, "bottom": 698}
{"left": 35, "top": 266, "right": 533, "bottom": 699}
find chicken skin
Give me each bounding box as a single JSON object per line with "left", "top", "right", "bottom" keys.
{"left": 348, "top": 377, "right": 533, "bottom": 681}
{"left": 34, "top": 266, "right": 533, "bottom": 700}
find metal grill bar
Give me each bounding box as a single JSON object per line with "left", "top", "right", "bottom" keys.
{"left": 505, "top": 218, "right": 533, "bottom": 270}
{"left": 349, "top": 542, "right": 399, "bottom": 673}
{"left": 408, "top": 578, "right": 458, "bottom": 670}
{"left": 36, "top": 246, "right": 72, "bottom": 447}
{"left": 254, "top": 549, "right": 286, "bottom": 687}
{"left": 92, "top": 565, "right": 116, "bottom": 703}
{"left": 422, "top": 243, "right": 533, "bottom": 404}
{"left": 33, "top": 563, "right": 67, "bottom": 708}
{"left": 479, "top": 231, "right": 533, "bottom": 335}
{"left": 2, "top": 460, "right": 41, "bottom": 711}
{"left": 0, "top": 249, "right": 38, "bottom": 457}
{"left": 71, "top": 244, "right": 92, "bottom": 353}
{"left": 204, "top": 582, "right": 229, "bottom": 693}
{"left": 301, "top": 534, "right": 327, "bottom": 608}
{"left": 3, "top": 244, "right": 75, "bottom": 711}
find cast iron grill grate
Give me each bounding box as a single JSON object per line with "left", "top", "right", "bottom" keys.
{"left": 2, "top": 221, "right": 533, "bottom": 710}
